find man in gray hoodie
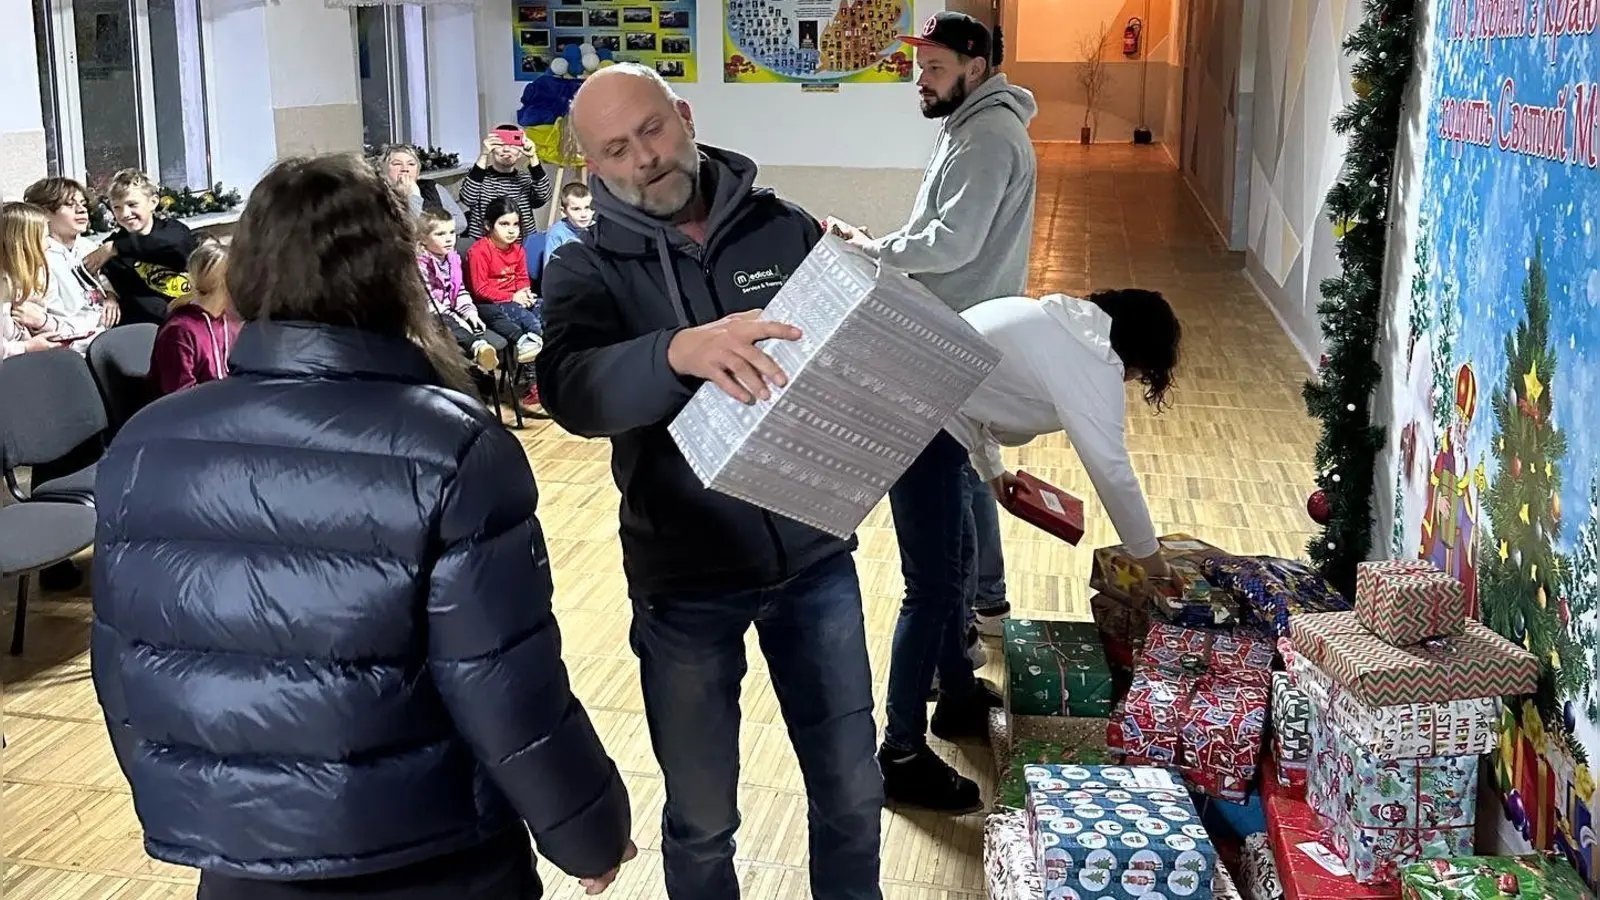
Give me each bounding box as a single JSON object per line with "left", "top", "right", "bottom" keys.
{"left": 833, "top": 12, "right": 1039, "bottom": 814}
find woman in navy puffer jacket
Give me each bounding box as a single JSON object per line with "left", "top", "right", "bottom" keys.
{"left": 91, "top": 154, "right": 634, "bottom": 900}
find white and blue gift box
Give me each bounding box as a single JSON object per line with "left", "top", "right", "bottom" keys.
{"left": 1024, "top": 764, "right": 1218, "bottom": 900}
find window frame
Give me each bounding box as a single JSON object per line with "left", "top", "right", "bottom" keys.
{"left": 353, "top": 4, "right": 433, "bottom": 150}
{"left": 33, "top": 0, "right": 216, "bottom": 190}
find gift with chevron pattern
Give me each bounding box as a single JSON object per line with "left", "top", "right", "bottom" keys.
{"left": 1288, "top": 612, "right": 1538, "bottom": 707}
{"left": 1354, "top": 560, "right": 1466, "bottom": 646}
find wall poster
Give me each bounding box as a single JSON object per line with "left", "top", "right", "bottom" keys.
{"left": 1387, "top": 0, "right": 1600, "bottom": 887}
{"left": 721, "top": 0, "right": 914, "bottom": 83}
{"left": 514, "top": 0, "right": 697, "bottom": 82}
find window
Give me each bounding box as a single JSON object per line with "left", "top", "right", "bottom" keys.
{"left": 31, "top": 0, "right": 212, "bottom": 191}
{"left": 354, "top": 6, "right": 431, "bottom": 150}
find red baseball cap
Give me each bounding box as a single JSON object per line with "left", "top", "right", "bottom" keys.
{"left": 898, "top": 11, "right": 992, "bottom": 60}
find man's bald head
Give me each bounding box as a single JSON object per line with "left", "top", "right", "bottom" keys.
{"left": 570, "top": 62, "right": 701, "bottom": 218}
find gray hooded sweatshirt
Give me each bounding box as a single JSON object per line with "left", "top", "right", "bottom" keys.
{"left": 868, "top": 73, "right": 1038, "bottom": 312}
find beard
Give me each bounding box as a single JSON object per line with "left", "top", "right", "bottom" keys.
{"left": 611, "top": 145, "right": 701, "bottom": 218}
{"left": 920, "top": 78, "right": 970, "bottom": 119}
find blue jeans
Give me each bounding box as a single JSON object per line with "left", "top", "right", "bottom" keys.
{"left": 884, "top": 430, "right": 978, "bottom": 751}
{"left": 475, "top": 301, "right": 544, "bottom": 347}
{"left": 968, "top": 466, "right": 1008, "bottom": 611}
{"left": 630, "top": 552, "right": 883, "bottom": 900}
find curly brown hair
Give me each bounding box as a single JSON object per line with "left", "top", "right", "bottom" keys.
{"left": 1085, "top": 289, "right": 1182, "bottom": 412}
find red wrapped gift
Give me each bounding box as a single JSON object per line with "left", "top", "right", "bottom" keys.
{"left": 1267, "top": 793, "right": 1398, "bottom": 900}
{"left": 1002, "top": 470, "right": 1085, "bottom": 544}
{"left": 1107, "top": 622, "right": 1274, "bottom": 801}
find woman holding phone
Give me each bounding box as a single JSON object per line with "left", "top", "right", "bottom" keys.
{"left": 459, "top": 125, "right": 553, "bottom": 246}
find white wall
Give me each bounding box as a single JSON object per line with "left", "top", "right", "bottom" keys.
{"left": 473, "top": 0, "right": 945, "bottom": 169}
{"left": 202, "top": 0, "right": 278, "bottom": 191}
{"left": 266, "top": 2, "right": 361, "bottom": 109}
{"left": 1241, "top": 0, "right": 1361, "bottom": 367}
{"left": 1, "top": 0, "right": 48, "bottom": 199}
{"left": 427, "top": 5, "right": 483, "bottom": 160}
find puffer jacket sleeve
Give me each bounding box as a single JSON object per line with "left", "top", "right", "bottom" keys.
{"left": 427, "top": 424, "right": 632, "bottom": 879}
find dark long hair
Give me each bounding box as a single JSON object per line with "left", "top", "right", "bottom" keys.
{"left": 227, "top": 154, "right": 471, "bottom": 393}
{"left": 1085, "top": 288, "right": 1181, "bottom": 412}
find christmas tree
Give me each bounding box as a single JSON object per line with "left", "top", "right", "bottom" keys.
{"left": 1480, "top": 240, "right": 1589, "bottom": 738}
{"left": 1561, "top": 476, "right": 1600, "bottom": 726}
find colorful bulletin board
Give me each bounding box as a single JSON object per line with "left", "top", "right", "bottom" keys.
{"left": 514, "top": 0, "right": 697, "bottom": 82}
{"left": 1385, "top": 3, "right": 1600, "bottom": 889}
{"left": 722, "top": 0, "right": 914, "bottom": 83}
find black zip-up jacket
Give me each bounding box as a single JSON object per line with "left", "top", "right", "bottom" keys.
{"left": 536, "top": 145, "right": 856, "bottom": 598}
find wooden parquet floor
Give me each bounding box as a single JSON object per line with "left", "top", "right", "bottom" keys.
{"left": 0, "top": 145, "right": 1320, "bottom": 899}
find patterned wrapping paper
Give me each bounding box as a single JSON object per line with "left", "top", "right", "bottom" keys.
{"left": 1355, "top": 561, "right": 1466, "bottom": 647}
{"left": 1092, "top": 591, "right": 1152, "bottom": 671}
{"left": 1109, "top": 623, "right": 1274, "bottom": 802}
{"left": 1397, "top": 854, "right": 1589, "bottom": 900}
{"left": 991, "top": 709, "right": 1116, "bottom": 810}
{"left": 1201, "top": 556, "right": 1351, "bottom": 637}
{"left": 1288, "top": 612, "right": 1539, "bottom": 707}
{"left": 1217, "top": 860, "right": 1245, "bottom": 900}
{"left": 1089, "top": 534, "right": 1239, "bottom": 627}
{"left": 669, "top": 235, "right": 1002, "bottom": 539}
{"left": 1286, "top": 652, "right": 1498, "bottom": 760}
{"left": 1306, "top": 689, "right": 1479, "bottom": 885}
{"left": 1243, "top": 833, "right": 1286, "bottom": 900}
{"left": 985, "top": 809, "right": 1045, "bottom": 900}
{"left": 1274, "top": 671, "right": 1312, "bottom": 768}
{"left": 1025, "top": 764, "right": 1216, "bottom": 900}
{"left": 1004, "top": 619, "right": 1116, "bottom": 718}
{"left": 1266, "top": 793, "right": 1400, "bottom": 900}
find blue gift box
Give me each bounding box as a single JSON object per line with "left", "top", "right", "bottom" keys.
{"left": 1025, "top": 764, "right": 1217, "bottom": 900}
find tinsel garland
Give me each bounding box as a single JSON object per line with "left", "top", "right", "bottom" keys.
{"left": 88, "top": 183, "right": 243, "bottom": 234}
{"left": 1303, "top": 0, "right": 1418, "bottom": 595}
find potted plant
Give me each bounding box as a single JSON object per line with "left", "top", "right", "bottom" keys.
{"left": 1076, "top": 23, "right": 1115, "bottom": 144}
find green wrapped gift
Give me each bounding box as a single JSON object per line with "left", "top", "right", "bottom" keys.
{"left": 995, "top": 738, "right": 1114, "bottom": 809}
{"left": 1002, "top": 619, "right": 1114, "bottom": 717}
{"left": 1399, "top": 855, "right": 1587, "bottom": 900}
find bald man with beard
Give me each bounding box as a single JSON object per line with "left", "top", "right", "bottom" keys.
{"left": 534, "top": 64, "right": 884, "bottom": 900}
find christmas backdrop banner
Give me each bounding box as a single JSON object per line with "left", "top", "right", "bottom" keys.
{"left": 1383, "top": 0, "right": 1600, "bottom": 887}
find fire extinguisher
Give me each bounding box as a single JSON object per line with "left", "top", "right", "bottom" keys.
{"left": 1122, "top": 17, "right": 1143, "bottom": 57}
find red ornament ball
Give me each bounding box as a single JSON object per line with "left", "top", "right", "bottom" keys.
{"left": 1307, "top": 489, "right": 1332, "bottom": 525}
{"left": 1512, "top": 456, "right": 1522, "bottom": 478}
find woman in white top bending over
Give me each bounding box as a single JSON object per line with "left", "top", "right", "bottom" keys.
{"left": 944, "top": 289, "right": 1182, "bottom": 582}
{"left": 23, "top": 177, "right": 120, "bottom": 336}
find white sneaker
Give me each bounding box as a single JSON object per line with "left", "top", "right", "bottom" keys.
{"left": 471, "top": 340, "right": 499, "bottom": 373}
{"left": 515, "top": 334, "right": 543, "bottom": 364}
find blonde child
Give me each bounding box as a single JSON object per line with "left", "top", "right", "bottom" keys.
{"left": 0, "top": 201, "right": 69, "bottom": 359}
{"left": 415, "top": 208, "right": 504, "bottom": 374}
{"left": 84, "top": 169, "right": 199, "bottom": 325}
{"left": 150, "top": 239, "right": 241, "bottom": 396}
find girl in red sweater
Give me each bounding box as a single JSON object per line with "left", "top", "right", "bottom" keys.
{"left": 466, "top": 197, "right": 542, "bottom": 352}
{"left": 465, "top": 196, "right": 544, "bottom": 411}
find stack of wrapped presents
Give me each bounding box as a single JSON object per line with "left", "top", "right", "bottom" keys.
{"left": 981, "top": 541, "right": 1589, "bottom": 900}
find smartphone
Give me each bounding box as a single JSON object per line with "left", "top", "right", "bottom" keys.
{"left": 49, "top": 333, "right": 91, "bottom": 344}
{"left": 492, "top": 127, "right": 526, "bottom": 147}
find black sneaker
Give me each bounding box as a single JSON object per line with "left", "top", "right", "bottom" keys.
{"left": 877, "top": 744, "right": 983, "bottom": 814}
{"left": 930, "top": 680, "right": 1003, "bottom": 743}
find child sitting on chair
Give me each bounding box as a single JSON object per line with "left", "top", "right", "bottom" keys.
{"left": 542, "top": 182, "right": 594, "bottom": 268}
{"left": 150, "top": 239, "right": 241, "bottom": 396}
{"left": 416, "top": 208, "right": 504, "bottom": 376}
{"left": 83, "top": 169, "right": 199, "bottom": 326}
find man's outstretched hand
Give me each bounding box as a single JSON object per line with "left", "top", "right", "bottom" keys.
{"left": 580, "top": 840, "right": 638, "bottom": 894}
{"left": 667, "top": 309, "right": 802, "bottom": 405}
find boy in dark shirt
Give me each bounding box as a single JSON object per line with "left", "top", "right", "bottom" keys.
{"left": 84, "top": 169, "right": 200, "bottom": 325}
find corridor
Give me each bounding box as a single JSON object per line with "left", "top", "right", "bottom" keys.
{"left": 0, "top": 144, "right": 1321, "bottom": 899}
